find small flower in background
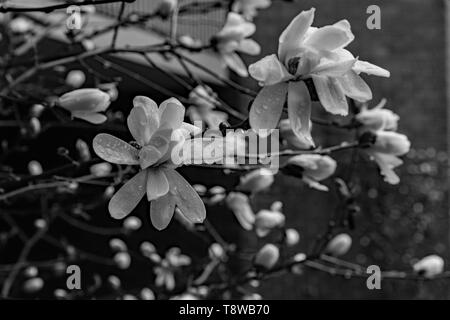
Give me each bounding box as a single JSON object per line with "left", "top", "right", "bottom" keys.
{"left": 325, "top": 233, "right": 352, "bottom": 256}
{"left": 89, "top": 162, "right": 112, "bottom": 177}
{"left": 287, "top": 154, "right": 337, "bottom": 191}
{"left": 154, "top": 247, "right": 191, "bottom": 291}
{"left": 187, "top": 85, "right": 227, "bottom": 130}
{"left": 237, "top": 168, "right": 275, "bottom": 193}
{"left": 248, "top": 8, "right": 389, "bottom": 145}
{"left": 413, "top": 255, "right": 444, "bottom": 278}
{"left": 107, "top": 275, "right": 121, "bottom": 290}
{"left": 213, "top": 13, "right": 260, "bottom": 77}
{"left": 356, "top": 99, "right": 399, "bottom": 132}
{"left": 65, "top": 70, "right": 86, "bottom": 88}
{"left": 28, "top": 160, "right": 43, "bottom": 176}
{"left": 76, "top": 139, "right": 91, "bottom": 161}
{"left": 140, "top": 288, "right": 156, "bottom": 300}
{"left": 58, "top": 88, "right": 111, "bottom": 124}
{"left": 232, "top": 0, "right": 272, "bottom": 20}
{"left": 254, "top": 244, "right": 280, "bottom": 269}
{"left": 254, "top": 203, "right": 285, "bottom": 237}
{"left": 30, "top": 104, "right": 45, "bottom": 118}
{"left": 366, "top": 131, "right": 411, "bottom": 184}
{"left": 123, "top": 216, "right": 142, "bottom": 231}
{"left": 225, "top": 192, "right": 255, "bottom": 230}
{"left": 285, "top": 228, "right": 300, "bottom": 246}
{"left": 109, "top": 238, "right": 127, "bottom": 252}
{"left": 114, "top": 252, "right": 131, "bottom": 270}
{"left": 93, "top": 96, "right": 205, "bottom": 230}
{"left": 23, "top": 266, "right": 39, "bottom": 278}
{"left": 209, "top": 243, "right": 226, "bottom": 261}
{"left": 23, "top": 277, "right": 44, "bottom": 294}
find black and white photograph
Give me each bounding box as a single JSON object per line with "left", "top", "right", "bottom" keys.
{"left": 0, "top": 0, "right": 448, "bottom": 306}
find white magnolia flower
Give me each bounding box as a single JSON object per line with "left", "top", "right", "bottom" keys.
{"left": 254, "top": 244, "right": 279, "bottom": 269}
{"left": 93, "top": 96, "right": 205, "bottom": 230}
{"left": 367, "top": 131, "right": 410, "bottom": 185}
{"left": 325, "top": 233, "right": 352, "bottom": 256}
{"left": 154, "top": 247, "right": 191, "bottom": 291}
{"left": 248, "top": 8, "right": 389, "bottom": 145}
{"left": 58, "top": 88, "right": 111, "bottom": 124}
{"left": 213, "top": 13, "right": 261, "bottom": 77}
{"left": 356, "top": 99, "right": 399, "bottom": 132}
{"left": 232, "top": 0, "right": 271, "bottom": 20}
{"left": 413, "top": 255, "right": 444, "bottom": 278}
{"left": 225, "top": 192, "right": 255, "bottom": 230}
{"left": 287, "top": 154, "right": 337, "bottom": 191}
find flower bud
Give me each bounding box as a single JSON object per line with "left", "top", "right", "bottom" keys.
{"left": 288, "top": 154, "right": 336, "bottom": 181}
{"left": 413, "top": 255, "right": 444, "bottom": 278}
{"left": 114, "top": 252, "right": 131, "bottom": 269}
{"left": 123, "top": 216, "right": 142, "bottom": 231}
{"left": 90, "top": 162, "right": 112, "bottom": 177}
{"left": 28, "top": 160, "right": 43, "bottom": 176}
{"left": 280, "top": 119, "right": 313, "bottom": 149}
{"left": 371, "top": 131, "right": 411, "bottom": 156}
{"left": 104, "top": 186, "right": 115, "bottom": 198}
{"left": 34, "top": 219, "right": 47, "bottom": 229}
{"left": 109, "top": 238, "right": 127, "bottom": 252}
{"left": 76, "top": 139, "right": 91, "bottom": 161}
{"left": 58, "top": 88, "right": 110, "bottom": 113}
{"left": 209, "top": 243, "right": 226, "bottom": 260}
{"left": 140, "top": 241, "right": 156, "bottom": 257}
{"left": 285, "top": 228, "right": 300, "bottom": 246}
{"left": 23, "top": 277, "right": 44, "bottom": 293}
{"left": 107, "top": 275, "right": 121, "bottom": 289}
{"left": 140, "top": 288, "right": 155, "bottom": 300}
{"left": 325, "top": 233, "right": 352, "bottom": 256}
{"left": 10, "top": 17, "right": 32, "bottom": 33}
{"left": 29, "top": 117, "right": 41, "bottom": 136}
{"left": 242, "top": 293, "right": 262, "bottom": 300}
{"left": 225, "top": 192, "right": 255, "bottom": 230}
{"left": 237, "top": 168, "right": 274, "bottom": 193}
{"left": 31, "top": 104, "right": 45, "bottom": 118}
{"left": 24, "top": 266, "right": 39, "bottom": 278}
{"left": 254, "top": 209, "right": 285, "bottom": 237}
{"left": 82, "top": 39, "right": 95, "bottom": 51}
{"left": 123, "top": 294, "right": 137, "bottom": 300}
{"left": 356, "top": 107, "right": 399, "bottom": 132}
{"left": 54, "top": 289, "right": 68, "bottom": 299}
{"left": 189, "top": 85, "right": 218, "bottom": 111}
{"left": 65, "top": 70, "right": 86, "bottom": 88}
{"left": 254, "top": 244, "right": 279, "bottom": 269}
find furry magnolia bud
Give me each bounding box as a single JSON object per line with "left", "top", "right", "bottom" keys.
{"left": 325, "top": 233, "right": 352, "bottom": 256}
{"left": 413, "top": 255, "right": 444, "bottom": 278}
{"left": 254, "top": 244, "right": 279, "bottom": 269}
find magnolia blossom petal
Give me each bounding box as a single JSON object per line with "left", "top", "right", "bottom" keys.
{"left": 248, "top": 54, "right": 292, "bottom": 86}
{"left": 108, "top": 170, "right": 147, "bottom": 219}
{"left": 150, "top": 193, "right": 176, "bottom": 230}
{"left": 164, "top": 169, "right": 206, "bottom": 223}
{"left": 128, "top": 96, "right": 159, "bottom": 146}
{"left": 312, "top": 75, "right": 348, "bottom": 115}
{"left": 278, "top": 8, "right": 315, "bottom": 64}
{"left": 311, "top": 59, "right": 356, "bottom": 77}
{"left": 139, "top": 145, "right": 162, "bottom": 169}
{"left": 287, "top": 81, "right": 314, "bottom": 147}
{"left": 223, "top": 53, "right": 249, "bottom": 77}
{"left": 93, "top": 133, "right": 139, "bottom": 165}
{"left": 249, "top": 82, "right": 288, "bottom": 135}
{"left": 304, "top": 23, "right": 354, "bottom": 51}
{"left": 159, "top": 98, "right": 185, "bottom": 130}
{"left": 237, "top": 39, "right": 261, "bottom": 55}
{"left": 337, "top": 70, "right": 373, "bottom": 102}
{"left": 146, "top": 168, "right": 170, "bottom": 201}
{"left": 370, "top": 152, "right": 403, "bottom": 185}
{"left": 302, "top": 176, "right": 329, "bottom": 191}
{"left": 72, "top": 112, "right": 107, "bottom": 124}
{"left": 354, "top": 60, "right": 390, "bottom": 77}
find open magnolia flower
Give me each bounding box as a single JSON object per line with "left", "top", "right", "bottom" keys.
{"left": 213, "top": 12, "right": 260, "bottom": 77}
{"left": 366, "top": 131, "right": 410, "bottom": 185}
{"left": 93, "top": 96, "right": 205, "bottom": 230}
{"left": 248, "top": 8, "right": 390, "bottom": 146}
{"left": 58, "top": 88, "right": 111, "bottom": 124}
{"left": 287, "top": 154, "right": 337, "bottom": 191}
{"left": 232, "top": 0, "right": 271, "bottom": 20}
